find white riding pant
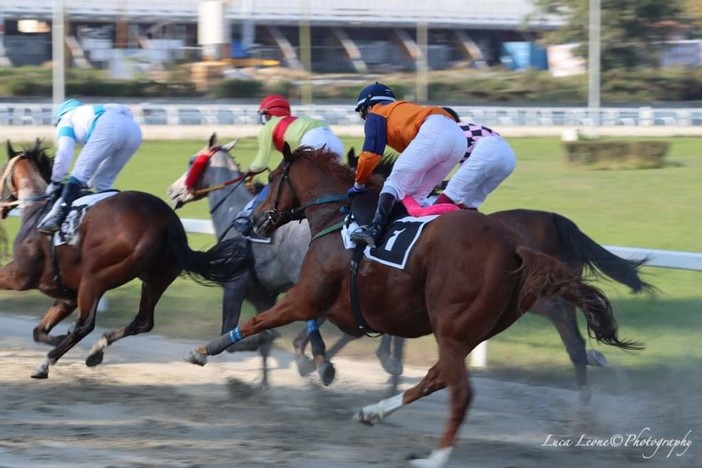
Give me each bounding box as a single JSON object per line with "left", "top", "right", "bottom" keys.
{"left": 300, "top": 126, "right": 344, "bottom": 161}
{"left": 71, "top": 110, "right": 142, "bottom": 191}
{"left": 382, "top": 115, "right": 466, "bottom": 202}
{"left": 443, "top": 135, "right": 516, "bottom": 209}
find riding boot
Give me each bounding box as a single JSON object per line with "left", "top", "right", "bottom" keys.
{"left": 350, "top": 192, "right": 396, "bottom": 247}
{"left": 37, "top": 179, "right": 82, "bottom": 234}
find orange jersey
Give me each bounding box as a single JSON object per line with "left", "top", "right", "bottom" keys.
{"left": 355, "top": 101, "right": 453, "bottom": 185}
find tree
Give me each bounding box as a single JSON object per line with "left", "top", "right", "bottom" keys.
{"left": 682, "top": 0, "right": 702, "bottom": 30}
{"left": 533, "top": 0, "right": 686, "bottom": 70}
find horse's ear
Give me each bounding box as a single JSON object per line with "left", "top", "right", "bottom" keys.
{"left": 222, "top": 139, "right": 239, "bottom": 153}
{"left": 347, "top": 147, "right": 357, "bottom": 167}
{"left": 6, "top": 140, "right": 17, "bottom": 159}
{"left": 208, "top": 133, "right": 217, "bottom": 148}
{"left": 282, "top": 142, "right": 293, "bottom": 163}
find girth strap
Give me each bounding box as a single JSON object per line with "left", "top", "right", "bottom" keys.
{"left": 349, "top": 245, "right": 382, "bottom": 338}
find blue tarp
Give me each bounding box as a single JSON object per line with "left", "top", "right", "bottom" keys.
{"left": 500, "top": 42, "right": 548, "bottom": 71}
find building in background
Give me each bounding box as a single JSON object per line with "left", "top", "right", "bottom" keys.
{"left": 0, "top": 0, "right": 562, "bottom": 73}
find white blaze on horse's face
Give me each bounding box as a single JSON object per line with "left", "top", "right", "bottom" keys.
{"left": 166, "top": 172, "right": 195, "bottom": 209}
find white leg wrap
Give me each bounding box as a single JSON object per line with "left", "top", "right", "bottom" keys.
{"left": 354, "top": 393, "right": 404, "bottom": 425}
{"left": 88, "top": 336, "right": 108, "bottom": 355}
{"left": 408, "top": 447, "right": 453, "bottom": 468}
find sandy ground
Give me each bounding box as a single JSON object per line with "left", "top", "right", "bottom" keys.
{"left": 0, "top": 314, "right": 697, "bottom": 468}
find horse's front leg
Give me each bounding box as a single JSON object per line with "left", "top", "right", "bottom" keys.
{"left": 186, "top": 290, "right": 316, "bottom": 366}
{"left": 33, "top": 300, "right": 77, "bottom": 346}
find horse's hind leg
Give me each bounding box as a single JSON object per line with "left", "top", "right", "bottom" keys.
{"left": 86, "top": 278, "right": 171, "bottom": 367}
{"left": 32, "top": 288, "right": 101, "bottom": 379}
{"left": 33, "top": 300, "right": 77, "bottom": 346}
{"left": 533, "top": 297, "right": 594, "bottom": 403}
{"left": 354, "top": 338, "right": 470, "bottom": 467}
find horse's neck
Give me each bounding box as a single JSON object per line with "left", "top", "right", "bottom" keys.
{"left": 204, "top": 162, "right": 253, "bottom": 239}
{"left": 15, "top": 178, "right": 48, "bottom": 242}
{"left": 295, "top": 166, "right": 351, "bottom": 236}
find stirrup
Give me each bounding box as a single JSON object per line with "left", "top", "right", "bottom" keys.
{"left": 351, "top": 225, "right": 378, "bottom": 247}
{"left": 37, "top": 219, "right": 61, "bottom": 234}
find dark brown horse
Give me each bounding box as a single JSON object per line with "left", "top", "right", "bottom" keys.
{"left": 185, "top": 144, "right": 640, "bottom": 467}
{"left": 0, "top": 140, "right": 248, "bottom": 379}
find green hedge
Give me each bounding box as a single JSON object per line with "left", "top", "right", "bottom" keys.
{"left": 564, "top": 140, "right": 670, "bottom": 169}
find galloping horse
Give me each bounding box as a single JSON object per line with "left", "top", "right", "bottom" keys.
{"left": 291, "top": 152, "right": 653, "bottom": 400}
{"left": 185, "top": 145, "right": 640, "bottom": 467}
{"left": 166, "top": 134, "right": 400, "bottom": 386}
{"left": 0, "top": 140, "right": 248, "bottom": 379}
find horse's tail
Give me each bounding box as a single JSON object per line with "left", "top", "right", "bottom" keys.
{"left": 167, "top": 221, "right": 250, "bottom": 285}
{"left": 516, "top": 245, "right": 643, "bottom": 351}
{"left": 552, "top": 213, "right": 654, "bottom": 294}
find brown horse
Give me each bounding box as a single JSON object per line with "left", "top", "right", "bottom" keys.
{"left": 185, "top": 144, "right": 640, "bottom": 467}
{"left": 292, "top": 152, "right": 653, "bottom": 400}
{"left": 0, "top": 140, "right": 248, "bottom": 379}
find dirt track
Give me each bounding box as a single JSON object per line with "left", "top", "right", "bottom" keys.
{"left": 0, "top": 314, "right": 697, "bottom": 468}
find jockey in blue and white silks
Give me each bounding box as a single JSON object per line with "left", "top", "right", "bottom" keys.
{"left": 38, "top": 99, "right": 142, "bottom": 234}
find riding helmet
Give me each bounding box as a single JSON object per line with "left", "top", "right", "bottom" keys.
{"left": 53, "top": 99, "right": 84, "bottom": 126}
{"left": 258, "top": 95, "right": 291, "bottom": 117}
{"left": 354, "top": 82, "right": 396, "bottom": 113}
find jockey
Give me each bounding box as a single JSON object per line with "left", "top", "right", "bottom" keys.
{"left": 38, "top": 99, "right": 142, "bottom": 234}
{"left": 433, "top": 107, "right": 516, "bottom": 210}
{"left": 348, "top": 82, "right": 466, "bottom": 247}
{"left": 234, "top": 94, "right": 344, "bottom": 235}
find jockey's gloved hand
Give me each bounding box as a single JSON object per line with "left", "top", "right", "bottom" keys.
{"left": 45, "top": 181, "right": 62, "bottom": 198}
{"left": 347, "top": 183, "right": 367, "bottom": 198}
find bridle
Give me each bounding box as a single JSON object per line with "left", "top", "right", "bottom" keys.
{"left": 261, "top": 156, "right": 348, "bottom": 230}
{"left": 183, "top": 146, "right": 270, "bottom": 217}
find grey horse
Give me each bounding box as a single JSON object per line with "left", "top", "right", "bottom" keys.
{"left": 166, "top": 134, "right": 400, "bottom": 386}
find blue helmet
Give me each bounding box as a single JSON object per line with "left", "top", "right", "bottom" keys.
{"left": 354, "top": 82, "right": 396, "bottom": 113}
{"left": 53, "top": 99, "right": 83, "bottom": 126}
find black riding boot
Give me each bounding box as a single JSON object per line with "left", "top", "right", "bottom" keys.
{"left": 350, "top": 193, "right": 396, "bottom": 247}
{"left": 37, "top": 180, "right": 82, "bottom": 234}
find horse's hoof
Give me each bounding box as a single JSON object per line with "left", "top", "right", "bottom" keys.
{"left": 377, "top": 351, "right": 403, "bottom": 376}
{"left": 85, "top": 350, "right": 104, "bottom": 367}
{"left": 294, "top": 353, "right": 316, "bottom": 377}
{"left": 30, "top": 370, "right": 49, "bottom": 379}
{"left": 407, "top": 447, "right": 453, "bottom": 467}
{"left": 586, "top": 349, "right": 608, "bottom": 367}
{"left": 318, "top": 361, "right": 336, "bottom": 386}
{"left": 352, "top": 409, "right": 377, "bottom": 426}
{"left": 31, "top": 360, "right": 50, "bottom": 379}
{"left": 185, "top": 349, "right": 208, "bottom": 366}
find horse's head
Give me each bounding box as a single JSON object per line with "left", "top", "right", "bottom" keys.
{"left": 1, "top": 139, "right": 51, "bottom": 219}
{"left": 252, "top": 143, "right": 354, "bottom": 237}
{"left": 166, "top": 133, "right": 241, "bottom": 209}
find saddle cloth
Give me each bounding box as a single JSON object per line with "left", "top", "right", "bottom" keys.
{"left": 342, "top": 215, "right": 438, "bottom": 269}
{"left": 54, "top": 191, "right": 119, "bottom": 246}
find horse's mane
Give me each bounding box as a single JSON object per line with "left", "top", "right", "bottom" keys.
{"left": 17, "top": 140, "right": 53, "bottom": 183}
{"left": 293, "top": 145, "right": 384, "bottom": 192}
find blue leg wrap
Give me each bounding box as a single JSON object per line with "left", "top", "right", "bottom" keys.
{"left": 306, "top": 319, "right": 319, "bottom": 334}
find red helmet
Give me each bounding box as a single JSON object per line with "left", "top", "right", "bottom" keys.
{"left": 258, "top": 95, "right": 291, "bottom": 117}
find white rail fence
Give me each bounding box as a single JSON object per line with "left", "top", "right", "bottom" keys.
{"left": 3, "top": 103, "right": 702, "bottom": 128}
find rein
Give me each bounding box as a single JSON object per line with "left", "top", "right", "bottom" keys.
{"left": 189, "top": 168, "right": 269, "bottom": 197}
